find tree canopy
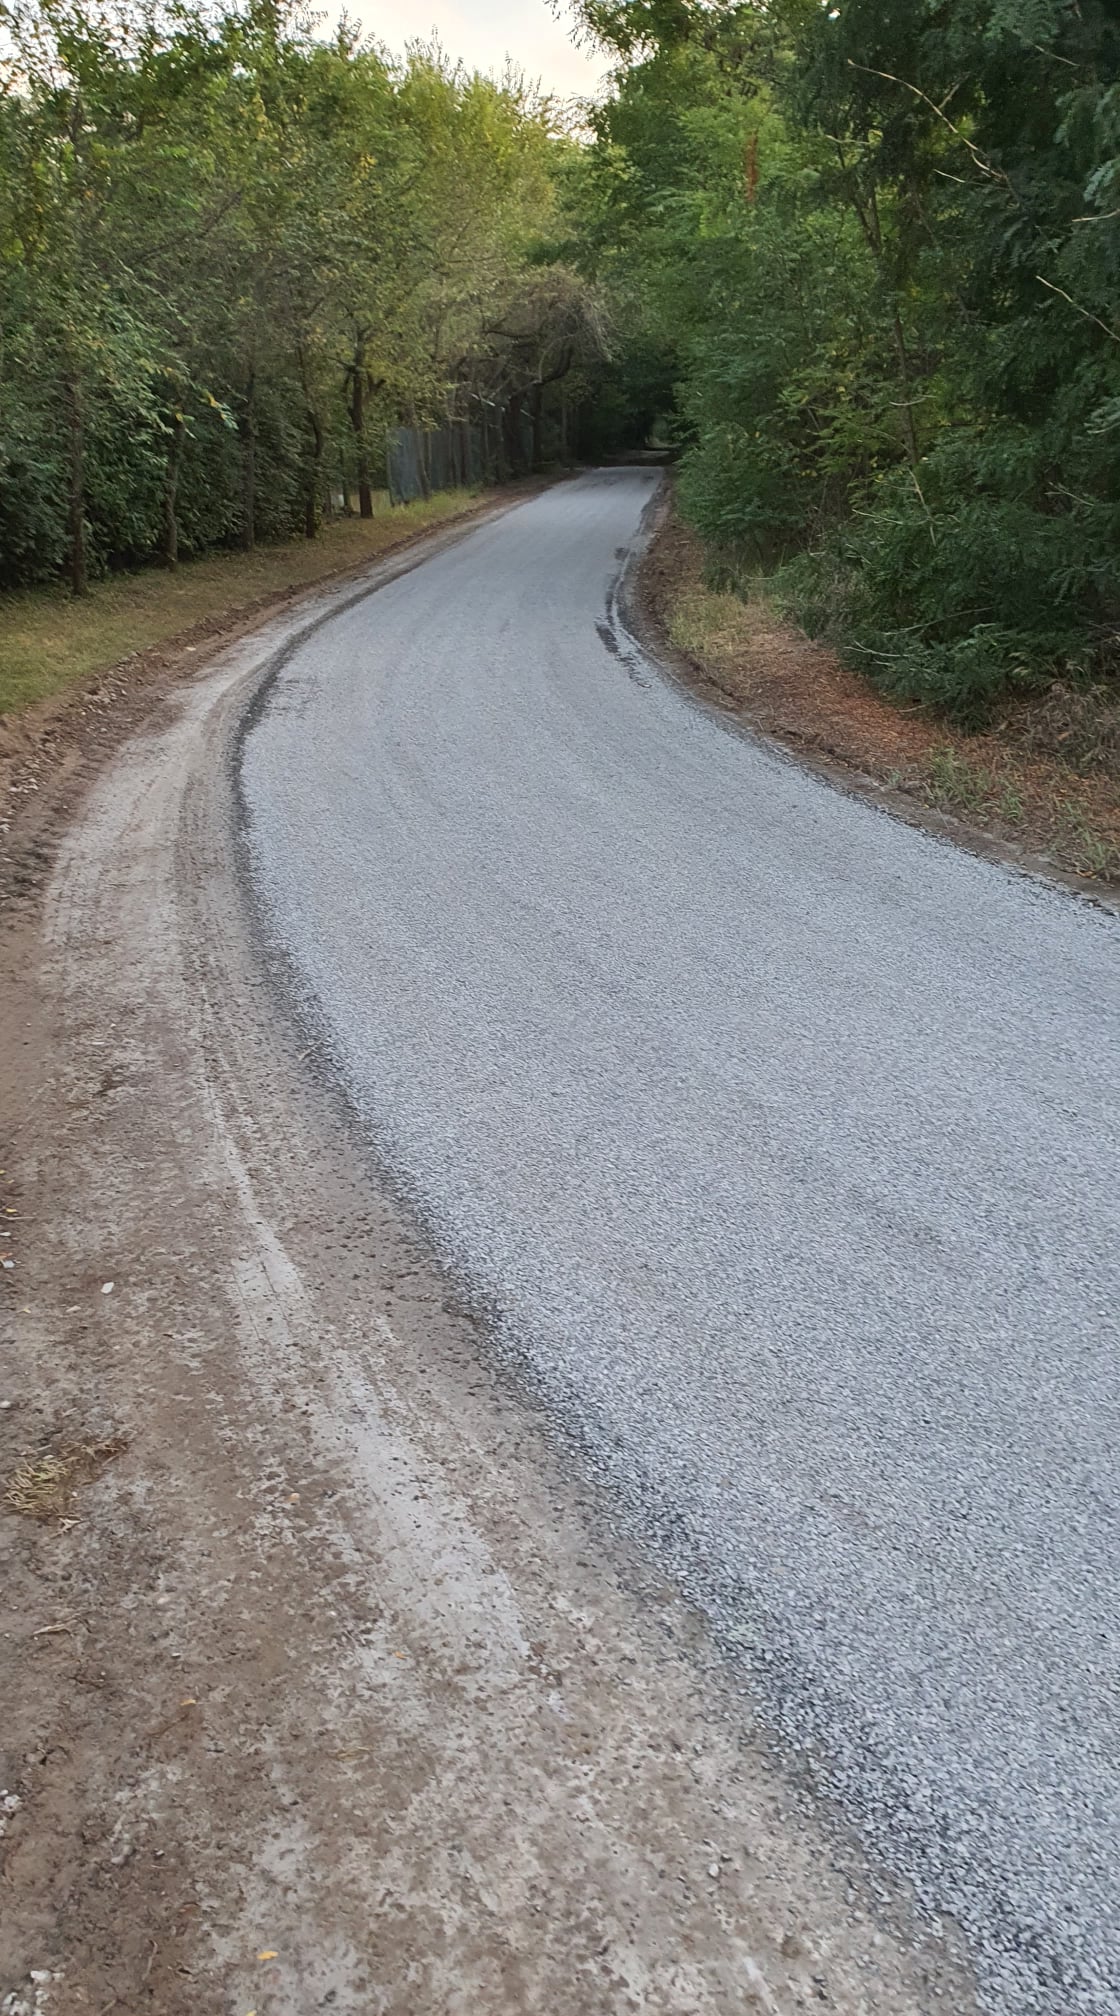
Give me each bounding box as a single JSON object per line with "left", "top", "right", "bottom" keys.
{"left": 0, "top": 0, "right": 607, "bottom": 587}
{"left": 4, "top": 0, "right": 1119, "bottom": 719}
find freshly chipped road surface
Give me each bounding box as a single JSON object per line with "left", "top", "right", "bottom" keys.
{"left": 242, "top": 470, "right": 1120, "bottom": 2016}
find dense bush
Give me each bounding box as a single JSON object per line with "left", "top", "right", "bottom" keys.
{"left": 775, "top": 426, "right": 1120, "bottom": 719}
{"left": 570, "top": 0, "right": 1120, "bottom": 719}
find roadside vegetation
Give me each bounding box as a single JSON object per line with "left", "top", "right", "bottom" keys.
{"left": 0, "top": 490, "right": 480, "bottom": 714}
{"left": 644, "top": 517, "right": 1120, "bottom": 882}
{"left": 0, "top": 0, "right": 605, "bottom": 609}
{"left": 565, "top": 0, "right": 1120, "bottom": 733}
{"left": 3, "top": 0, "right": 1118, "bottom": 859}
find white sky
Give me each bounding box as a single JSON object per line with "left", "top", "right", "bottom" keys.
{"left": 350, "top": 0, "right": 607, "bottom": 95}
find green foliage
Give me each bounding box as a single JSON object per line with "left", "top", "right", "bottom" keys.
{"left": 567, "top": 0, "right": 1120, "bottom": 718}
{"left": 775, "top": 421, "right": 1118, "bottom": 718}
{"left": 0, "top": 0, "right": 606, "bottom": 593}
{"left": 10, "top": 0, "right": 1120, "bottom": 728}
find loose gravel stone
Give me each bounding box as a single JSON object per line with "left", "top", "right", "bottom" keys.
{"left": 242, "top": 469, "right": 1120, "bottom": 2016}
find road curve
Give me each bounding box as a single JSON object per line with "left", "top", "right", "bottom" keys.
{"left": 241, "top": 470, "right": 1120, "bottom": 2016}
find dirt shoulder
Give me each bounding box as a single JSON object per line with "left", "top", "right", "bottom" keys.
{"left": 637, "top": 501, "right": 1120, "bottom": 901}
{"left": 1, "top": 501, "right": 978, "bottom": 2014}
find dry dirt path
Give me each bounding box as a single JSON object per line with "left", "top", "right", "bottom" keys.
{"left": 1, "top": 506, "right": 974, "bottom": 2016}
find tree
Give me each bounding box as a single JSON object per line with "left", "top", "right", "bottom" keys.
{"left": 0, "top": 0, "right": 599, "bottom": 589}
{"left": 566, "top": 0, "right": 1120, "bottom": 717}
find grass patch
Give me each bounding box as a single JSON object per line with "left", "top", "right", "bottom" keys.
{"left": 1052, "top": 803, "right": 1120, "bottom": 882}
{"left": 667, "top": 583, "right": 759, "bottom": 665}
{"left": 0, "top": 490, "right": 480, "bottom": 716}
{"left": 925, "top": 746, "right": 993, "bottom": 815}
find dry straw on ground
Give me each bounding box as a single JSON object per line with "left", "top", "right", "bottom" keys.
{"left": 4, "top": 1437, "right": 127, "bottom": 1521}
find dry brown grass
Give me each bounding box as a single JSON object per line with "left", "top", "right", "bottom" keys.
{"left": 646, "top": 515, "right": 1120, "bottom": 887}
{"left": 1014, "top": 679, "right": 1120, "bottom": 780}
{"left": 4, "top": 1436, "right": 128, "bottom": 1521}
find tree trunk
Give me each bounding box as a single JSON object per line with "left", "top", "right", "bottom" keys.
{"left": 841, "top": 168, "right": 922, "bottom": 472}
{"left": 891, "top": 311, "right": 921, "bottom": 470}
{"left": 349, "top": 351, "right": 373, "bottom": 518}
{"left": 504, "top": 392, "right": 524, "bottom": 476}
{"left": 530, "top": 382, "right": 544, "bottom": 472}
{"left": 64, "top": 368, "right": 88, "bottom": 597}
{"left": 240, "top": 370, "right": 256, "bottom": 551}
{"left": 304, "top": 407, "right": 323, "bottom": 539}
{"left": 162, "top": 411, "right": 186, "bottom": 568}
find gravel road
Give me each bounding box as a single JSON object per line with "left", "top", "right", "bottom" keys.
{"left": 241, "top": 469, "right": 1120, "bottom": 2016}
{"left": 6, "top": 513, "right": 971, "bottom": 2016}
